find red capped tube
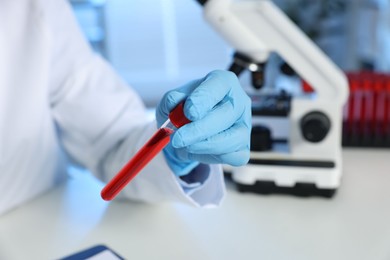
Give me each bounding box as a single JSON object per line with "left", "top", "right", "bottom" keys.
{"left": 169, "top": 101, "right": 191, "bottom": 128}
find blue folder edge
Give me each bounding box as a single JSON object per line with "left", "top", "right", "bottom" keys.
{"left": 59, "top": 244, "right": 124, "bottom": 260}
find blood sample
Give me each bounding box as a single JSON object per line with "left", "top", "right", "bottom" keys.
{"left": 101, "top": 101, "right": 190, "bottom": 201}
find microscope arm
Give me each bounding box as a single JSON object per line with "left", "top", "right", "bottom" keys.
{"left": 199, "top": 0, "right": 349, "bottom": 105}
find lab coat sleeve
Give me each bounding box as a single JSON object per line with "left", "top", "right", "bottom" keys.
{"left": 41, "top": 0, "right": 225, "bottom": 207}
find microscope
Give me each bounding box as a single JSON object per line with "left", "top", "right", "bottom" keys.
{"left": 195, "top": 0, "right": 349, "bottom": 197}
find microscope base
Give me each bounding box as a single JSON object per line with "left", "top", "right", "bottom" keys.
{"left": 229, "top": 161, "right": 341, "bottom": 198}
{"left": 235, "top": 181, "right": 336, "bottom": 198}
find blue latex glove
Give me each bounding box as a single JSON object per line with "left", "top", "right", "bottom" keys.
{"left": 156, "top": 70, "right": 252, "bottom": 176}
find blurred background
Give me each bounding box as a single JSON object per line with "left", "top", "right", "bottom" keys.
{"left": 70, "top": 0, "right": 230, "bottom": 107}
{"left": 69, "top": 0, "right": 390, "bottom": 106}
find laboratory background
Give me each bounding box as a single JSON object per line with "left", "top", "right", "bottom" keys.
{"left": 2, "top": 0, "right": 390, "bottom": 259}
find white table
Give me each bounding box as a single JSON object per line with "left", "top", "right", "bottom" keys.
{"left": 0, "top": 149, "right": 390, "bottom": 260}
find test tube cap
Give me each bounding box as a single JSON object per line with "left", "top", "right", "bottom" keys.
{"left": 169, "top": 101, "right": 191, "bottom": 128}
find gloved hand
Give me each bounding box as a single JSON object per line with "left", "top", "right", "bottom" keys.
{"left": 156, "top": 70, "right": 251, "bottom": 176}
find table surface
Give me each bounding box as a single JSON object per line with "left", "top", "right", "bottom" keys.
{"left": 0, "top": 149, "right": 390, "bottom": 260}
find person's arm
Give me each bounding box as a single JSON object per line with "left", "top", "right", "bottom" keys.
{"left": 41, "top": 0, "right": 225, "bottom": 207}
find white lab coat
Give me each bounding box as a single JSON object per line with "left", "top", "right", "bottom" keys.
{"left": 0, "top": 0, "right": 225, "bottom": 216}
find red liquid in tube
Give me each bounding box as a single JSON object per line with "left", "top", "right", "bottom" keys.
{"left": 101, "top": 127, "right": 174, "bottom": 201}
{"left": 101, "top": 101, "right": 189, "bottom": 201}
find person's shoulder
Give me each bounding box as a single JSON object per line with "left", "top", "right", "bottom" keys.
{"left": 28, "top": 0, "right": 74, "bottom": 28}
{"left": 0, "top": 0, "right": 46, "bottom": 25}
{"left": 30, "top": 0, "right": 70, "bottom": 16}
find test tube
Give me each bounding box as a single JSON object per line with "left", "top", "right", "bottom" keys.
{"left": 101, "top": 101, "right": 191, "bottom": 201}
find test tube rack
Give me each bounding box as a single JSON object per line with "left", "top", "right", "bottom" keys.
{"left": 302, "top": 71, "right": 390, "bottom": 148}
{"left": 342, "top": 71, "right": 390, "bottom": 147}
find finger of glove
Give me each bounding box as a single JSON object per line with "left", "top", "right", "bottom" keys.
{"left": 185, "top": 123, "right": 250, "bottom": 154}
{"left": 184, "top": 70, "right": 239, "bottom": 121}
{"left": 172, "top": 99, "right": 241, "bottom": 148}
{"left": 156, "top": 79, "right": 201, "bottom": 123}
{"left": 183, "top": 149, "right": 250, "bottom": 166}
{"left": 218, "top": 149, "right": 250, "bottom": 166}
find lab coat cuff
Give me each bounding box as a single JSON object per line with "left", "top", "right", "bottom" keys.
{"left": 183, "top": 164, "right": 226, "bottom": 208}
{"left": 175, "top": 164, "right": 211, "bottom": 195}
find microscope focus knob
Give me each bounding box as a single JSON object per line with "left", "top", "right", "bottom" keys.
{"left": 300, "top": 111, "right": 331, "bottom": 143}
